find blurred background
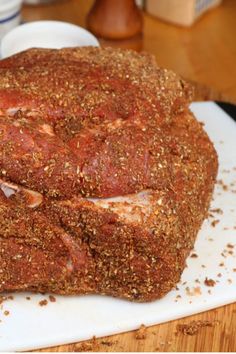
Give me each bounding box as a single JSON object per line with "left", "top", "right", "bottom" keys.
{"left": 1, "top": 0, "right": 235, "bottom": 103}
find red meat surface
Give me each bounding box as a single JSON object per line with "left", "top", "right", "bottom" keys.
{"left": 0, "top": 47, "right": 217, "bottom": 301}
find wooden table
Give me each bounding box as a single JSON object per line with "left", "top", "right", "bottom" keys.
{"left": 22, "top": 0, "right": 236, "bottom": 351}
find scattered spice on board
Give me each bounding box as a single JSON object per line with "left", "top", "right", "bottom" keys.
{"left": 211, "top": 219, "right": 220, "bottom": 227}
{"left": 101, "top": 340, "right": 115, "bottom": 347}
{"left": 227, "top": 243, "right": 234, "bottom": 249}
{"left": 0, "top": 296, "right": 14, "bottom": 305}
{"left": 26, "top": 296, "right": 31, "bottom": 300}
{"left": 74, "top": 336, "right": 99, "bottom": 352}
{"left": 204, "top": 278, "right": 216, "bottom": 287}
{"left": 174, "top": 294, "right": 182, "bottom": 302}
{"left": 49, "top": 295, "right": 56, "bottom": 303}
{"left": 177, "top": 320, "right": 217, "bottom": 335}
{"left": 210, "top": 208, "right": 223, "bottom": 215}
{"left": 39, "top": 299, "right": 48, "bottom": 307}
{"left": 135, "top": 324, "right": 147, "bottom": 339}
{"left": 190, "top": 253, "right": 198, "bottom": 258}
{"left": 185, "top": 286, "right": 202, "bottom": 296}
{"left": 217, "top": 179, "right": 228, "bottom": 191}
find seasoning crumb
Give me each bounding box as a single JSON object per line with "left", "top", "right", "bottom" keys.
{"left": 210, "top": 208, "right": 223, "bottom": 215}
{"left": 227, "top": 243, "right": 234, "bottom": 249}
{"left": 101, "top": 340, "right": 114, "bottom": 347}
{"left": 176, "top": 320, "right": 216, "bottom": 335}
{"left": 185, "top": 286, "right": 202, "bottom": 296}
{"left": 26, "top": 296, "right": 31, "bottom": 300}
{"left": 49, "top": 295, "right": 56, "bottom": 303}
{"left": 0, "top": 295, "right": 14, "bottom": 305}
{"left": 135, "top": 324, "right": 147, "bottom": 340}
{"left": 211, "top": 219, "right": 220, "bottom": 227}
{"left": 190, "top": 253, "right": 198, "bottom": 258}
{"left": 4, "top": 310, "right": 10, "bottom": 316}
{"left": 39, "top": 299, "right": 48, "bottom": 306}
{"left": 204, "top": 278, "right": 216, "bottom": 287}
{"left": 217, "top": 179, "right": 228, "bottom": 191}
{"left": 74, "top": 336, "right": 98, "bottom": 352}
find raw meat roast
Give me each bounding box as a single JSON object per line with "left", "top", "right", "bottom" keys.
{"left": 0, "top": 47, "right": 218, "bottom": 301}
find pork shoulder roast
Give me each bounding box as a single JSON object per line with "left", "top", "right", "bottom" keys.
{"left": 0, "top": 47, "right": 218, "bottom": 301}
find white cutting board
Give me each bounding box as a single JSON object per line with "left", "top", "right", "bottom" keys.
{"left": 0, "top": 102, "right": 236, "bottom": 351}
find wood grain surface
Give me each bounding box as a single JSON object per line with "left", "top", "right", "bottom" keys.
{"left": 22, "top": 0, "right": 236, "bottom": 351}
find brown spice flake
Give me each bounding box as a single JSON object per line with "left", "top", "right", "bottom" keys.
{"left": 74, "top": 336, "right": 98, "bottom": 352}
{"left": 227, "top": 243, "right": 234, "bottom": 249}
{"left": 0, "top": 296, "right": 13, "bottom": 305}
{"left": 39, "top": 299, "right": 48, "bottom": 307}
{"left": 135, "top": 324, "right": 147, "bottom": 340}
{"left": 49, "top": 295, "right": 56, "bottom": 303}
{"left": 204, "top": 278, "right": 216, "bottom": 287}
{"left": 211, "top": 219, "right": 220, "bottom": 227}
{"left": 190, "top": 253, "right": 198, "bottom": 258}
{"left": 217, "top": 179, "right": 228, "bottom": 191}
{"left": 210, "top": 208, "right": 223, "bottom": 215}
{"left": 185, "top": 286, "right": 202, "bottom": 296}
{"left": 101, "top": 340, "right": 115, "bottom": 347}
{"left": 4, "top": 310, "right": 10, "bottom": 316}
{"left": 176, "top": 320, "right": 215, "bottom": 335}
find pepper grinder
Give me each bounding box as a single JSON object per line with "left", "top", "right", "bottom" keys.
{"left": 87, "top": 0, "right": 143, "bottom": 40}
